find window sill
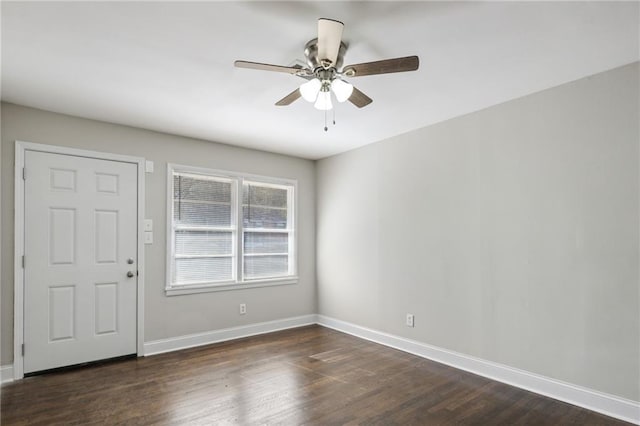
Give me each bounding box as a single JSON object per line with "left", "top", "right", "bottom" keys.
{"left": 165, "top": 277, "right": 298, "bottom": 296}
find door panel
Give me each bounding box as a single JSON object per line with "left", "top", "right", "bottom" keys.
{"left": 95, "top": 210, "right": 118, "bottom": 263}
{"left": 95, "top": 282, "right": 118, "bottom": 335}
{"left": 24, "top": 150, "right": 138, "bottom": 373}
{"left": 48, "top": 285, "right": 75, "bottom": 341}
{"left": 49, "top": 208, "right": 76, "bottom": 264}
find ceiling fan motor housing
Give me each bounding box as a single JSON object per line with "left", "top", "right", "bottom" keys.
{"left": 304, "top": 38, "right": 347, "bottom": 71}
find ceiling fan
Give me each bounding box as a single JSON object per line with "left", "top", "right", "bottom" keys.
{"left": 234, "top": 18, "right": 419, "bottom": 112}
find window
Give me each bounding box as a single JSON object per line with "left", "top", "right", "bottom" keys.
{"left": 167, "top": 164, "right": 296, "bottom": 294}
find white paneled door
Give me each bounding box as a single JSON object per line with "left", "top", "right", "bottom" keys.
{"left": 24, "top": 150, "right": 138, "bottom": 373}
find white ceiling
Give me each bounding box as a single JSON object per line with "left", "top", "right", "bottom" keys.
{"left": 2, "top": 2, "right": 638, "bottom": 160}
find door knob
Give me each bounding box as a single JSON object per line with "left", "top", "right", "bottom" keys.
{"left": 127, "top": 271, "right": 135, "bottom": 278}
{"left": 127, "top": 258, "right": 135, "bottom": 264}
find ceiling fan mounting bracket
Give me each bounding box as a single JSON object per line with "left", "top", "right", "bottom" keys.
{"left": 343, "top": 68, "right": 356, "bottom": 77}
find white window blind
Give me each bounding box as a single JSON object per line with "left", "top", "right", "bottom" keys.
{"left": 172, "top": 173, "right": 236, "bottom": 285}
{"left": 242, "top": 181, "right": 293, "bottom": 280}
{"left": 168, "top": 165, "right": 296, "bottom": 293}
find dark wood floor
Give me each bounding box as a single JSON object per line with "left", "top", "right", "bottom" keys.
{"left": 1, "top": 325, "right": 629, "bottom": 425}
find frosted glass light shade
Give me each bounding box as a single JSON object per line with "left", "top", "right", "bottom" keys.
{"left": 314, "top": 90, "right": 333, "bottom": 110}
{"left": 330, "top": 79, "right": 353, "bottom": 103}
{"left": 300, "top": 78, "right": 322, "bottom": 102}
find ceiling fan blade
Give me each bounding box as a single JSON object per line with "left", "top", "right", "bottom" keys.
{"left": 342, "top": 55, "right": 419, "bottom": 77}
{"left": 234, "top": 60, "right": 304, "bottom": 75}
{"left": 317, "top": 18, "right": 344, "bottom": 66}
{"left": 348, "top": 87, "right": 373, "bottom": 108}
{"left": 275, "top": 89, "right": 302, "bottom": 106}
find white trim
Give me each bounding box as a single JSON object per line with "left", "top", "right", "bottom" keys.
{"left": 13, "top": 143, "right": 25, "bottom": 380}
{"left": 14, "top": 141, "right": 146, "bottom": 378}
{"left": 144, "top": 314, "right": 316, "bottom": 356}
{"left": 316, "top": 315, "right": 640, "bottom": 425}
{"left": 166, "top": 163, "right": 174, "bottom": 293}
{"left": 235, "top": 172, "right": 242, "bottom": 283}
{"left": 136, "top": 151, "right": 146, "bottom": 357}
{"left": 1, "top": 365, "right": 14, "bottom": 384}
{"left": 165, "top": 277, "right": 298, "bottom": 296}
{"left": 168, "top": 163, "right": 299, "bottom": 187}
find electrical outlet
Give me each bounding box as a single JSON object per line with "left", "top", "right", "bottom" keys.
{"left": 406, "top": 313, "right": 415, "bottom": 327}
{"left": 239, "top": 303, "right": 246, "bottom": 315}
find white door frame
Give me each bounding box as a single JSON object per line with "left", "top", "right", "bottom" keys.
{"left": 14, "top": 140, "right": 146, "bottom": 380}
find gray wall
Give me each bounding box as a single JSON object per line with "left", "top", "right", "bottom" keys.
{"left": 316, "top": 62, "right": 639, "bottom": 401}
{"left": 1, "top": 103, "right": 316, "bottom": 364}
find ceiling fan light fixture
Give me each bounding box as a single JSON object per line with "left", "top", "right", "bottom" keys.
{"left": 330, "top": 78, "right": 353, "bottom": 103}
{"left": 300, "top": 78, "right": 322, "bottom": 102}
{"left": 314, "top": 89, "right": 333, "bottom": 110}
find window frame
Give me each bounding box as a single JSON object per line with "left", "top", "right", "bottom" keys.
{"left": 166, "top": 163, "right": 298, "bottom": 296}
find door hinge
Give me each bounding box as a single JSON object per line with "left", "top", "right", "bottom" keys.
{"left": 22, "top": 167, "right": 26, "bottom": 180}
{"left": 21, "top": 344, "right": 24, "bottom": 356}
{"left": 22, "top": 255, "right": 25, "bottom": 268}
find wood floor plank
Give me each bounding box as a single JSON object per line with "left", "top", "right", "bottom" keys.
{"left": 1, "top": 325, "right": 631, "bottom": 425}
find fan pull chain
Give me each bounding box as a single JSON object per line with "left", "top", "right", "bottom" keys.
{"left": 324, "top": 109, "right": 328, "bottom": 132}
{"left": 333, "top": 108, "right": 336, "bottom": 126}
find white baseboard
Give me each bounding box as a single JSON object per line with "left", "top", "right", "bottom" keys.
{"left": 1, "top": 365, "right": 14, "bottom": 384}
{"left": 317, "top": 315, "right": 640, "bottom": 425}
{"left": 144, "top": 314, "right": 317, "bottom": 356}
